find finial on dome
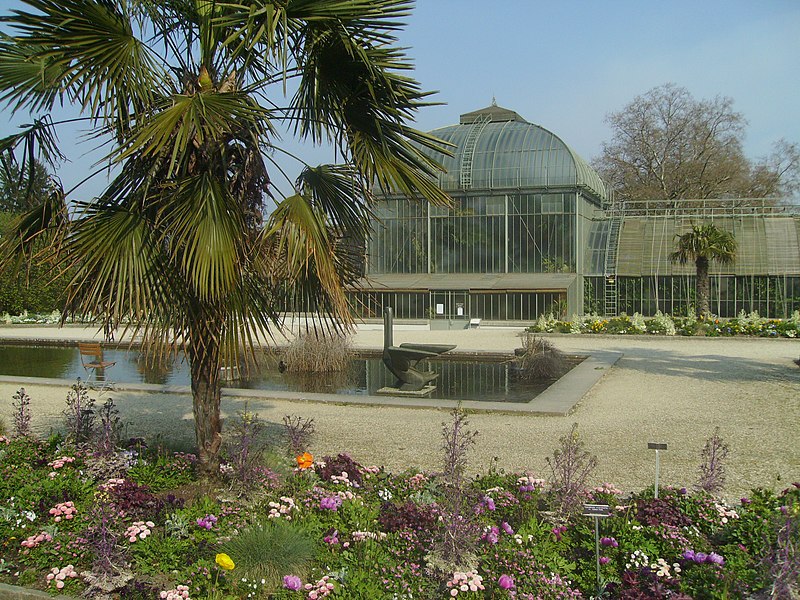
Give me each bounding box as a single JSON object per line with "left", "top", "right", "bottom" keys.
{"left": 491, "top": 96, "right": 497, "bottom": 107}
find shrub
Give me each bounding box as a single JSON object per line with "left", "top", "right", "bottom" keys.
{"left": 634, "top": 496, "right": 694, "bottom": 528}
{"left": 530, "top": 312, "right": 558, "bottom": 333}
{"left": 316, "top": 453, "right": 363, "bottom": 486}
{"left": 282, "top": 333, "right": 353, "bottom": 373}
{"left": 94, "top": 397, "right": 122, "bottom": 456}
{"left": 646, "top": 311, "right": 676, "bottom": 335}
{"left": 513, "top": 334, "right": 570, "bottom": 381}
{"left": 106, "top": 479, "right": 169, "bottom": 520}
{"left": 428, "top": 406, "right": 481, "bottom": 574}
{"left": 378, "top": 500, "right": 439, "bottom": 536}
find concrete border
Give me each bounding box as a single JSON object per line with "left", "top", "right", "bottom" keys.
{"left": 0, "top": 350, "right": 621, "bottom": 416}
{"left": 0, "top": 583, "right": 72, "bottom": 600}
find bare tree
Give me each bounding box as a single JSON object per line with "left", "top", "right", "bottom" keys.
{"left": 595, "top": 83, "right": 796, "bottom": 206}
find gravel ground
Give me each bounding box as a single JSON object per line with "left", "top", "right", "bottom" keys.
{"left": 0, "top": 324, "right": 798, "bottom": 501}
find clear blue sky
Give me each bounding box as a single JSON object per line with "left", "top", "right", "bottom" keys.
{"left": 0, "top": 0, "right": 798, "bottom": 201}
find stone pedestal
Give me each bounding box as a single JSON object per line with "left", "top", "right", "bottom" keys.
{"left": 376, "top": 385, "right": 436, "bottom": 398}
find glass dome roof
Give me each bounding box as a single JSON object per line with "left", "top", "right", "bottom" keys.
{"left": 422, "top": 103, "right": 607, "bottom": 202}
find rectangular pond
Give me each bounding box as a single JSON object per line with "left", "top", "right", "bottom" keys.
{"left": 0, "top": 344, "right": 579, "bottom": 403}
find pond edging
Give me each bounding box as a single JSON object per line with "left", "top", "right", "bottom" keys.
{"left": 0, "top": 582, "right": 74, "bottom": 600}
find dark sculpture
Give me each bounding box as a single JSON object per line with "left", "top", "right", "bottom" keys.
{"left": 382, "top": 307, "right": 455, "bottom": 391}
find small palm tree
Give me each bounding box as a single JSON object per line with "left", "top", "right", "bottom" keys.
{"left": 0, "top": 0, "right": 450, "bottom": 476}
{"left": 671, "top": 223, "right": 737, "bottom": 319}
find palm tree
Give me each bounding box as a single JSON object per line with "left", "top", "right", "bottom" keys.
{"left": 671, "top": 223, "right": 737, "bottom": 319}
{"left": 0, "top": 0, "right": 450, "bottom": 476}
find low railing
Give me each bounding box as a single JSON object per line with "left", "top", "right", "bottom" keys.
{"left": 605, "top": 198, "right": 799, "bottom": 217}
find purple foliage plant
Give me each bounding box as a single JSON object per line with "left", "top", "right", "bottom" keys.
{"left": 63, "top": 380, "right": 96, "bottom": 446}
{"left": 282, "top": 414, "right": 315, "bottom": 457}
{"left": 696, "top": 427, "right": 729, "bottom": 494}
{"left": 82, "top": 501, "right": 133, "bottom": 597}
{"left": 225, "top": 403, "right": 267, "bottom": 487}
{"left": 766, "top": 504, "right": 799, "bottom": 599}
{"left": 95, "top": 398, "right": 122, "bottom": 456}
{"left": 546, "top": 423, "right": 598, "bottom": 517}
{"left": 11, "top": 387, "right": 33, "bottom": 438}
{"left": 429, "top": 405, "right": 482, "bottom": 574}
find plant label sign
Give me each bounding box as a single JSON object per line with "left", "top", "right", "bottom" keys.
{"left": 647, "top": 442, "right": 668, "bottom": 450}
{"left": 582, "top": 503, "right": 611, "bottom": 518}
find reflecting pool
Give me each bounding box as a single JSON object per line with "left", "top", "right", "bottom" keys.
{"left": 0, "top": 344, "right": 574, "bottom": 403}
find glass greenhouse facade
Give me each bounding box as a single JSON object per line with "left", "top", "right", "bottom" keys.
{"left": 349, "top": 103, "right": 606, "bottom": 321}
{"left": 348, "top": 105, "right": 800, "bottom": 322}
{"left": 583, "top": 201, "right": 800, "bottom": 318}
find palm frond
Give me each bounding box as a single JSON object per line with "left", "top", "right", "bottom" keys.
{"left": 118, "top": 91, "right": 272, "bottom": 175}
{"left": 294, "top": 164, "right": 373, "bottom": 238}
{"left": 289, "top": 17, "right": 451, "bottom": 205}
{"left": 158, "top": 173, "right": 246, "bottom": 302}
{"left": 261, "top": 191, "right": 354, "bottom": 326}
{"left": 4, "top": 0, "right": 162, "bottom": 135}
{"left": 60, "top": 200, "right": 182, "bottom": 330}
{"left": 0, "top": 181, "right": 68, "bottom": 269}
{"left": 0, "top": 35, "right": 65, "bottom": 113}
{"left": 0, "top": 116, "right": 66, "bottom": 173}
{"left": 671, "top": 223, "right": 737, "bottom": 266}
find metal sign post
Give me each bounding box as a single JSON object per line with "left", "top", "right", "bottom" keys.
{"left": 583, "top": 503, "right": 611, "bottom": 594}
{"left": 648, "top": 442, "right": 668, "bottom": 498}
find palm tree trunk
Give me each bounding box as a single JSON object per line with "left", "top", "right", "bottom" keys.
{"left": 188, "top": 321, "right": 223, "bottom": 478}
{"left": 696, "top": 256, "right": 710, "bottom": 319}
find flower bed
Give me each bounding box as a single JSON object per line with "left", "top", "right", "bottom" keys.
{"left": 0, "top": 405, "right": 798, "bottom": 599}
{"left": 529, "top": 309, "right": 800, "bottom": 338}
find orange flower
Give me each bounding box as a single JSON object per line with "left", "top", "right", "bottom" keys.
{"left": 296, "top": 452, "right": 313, "bottom": 470}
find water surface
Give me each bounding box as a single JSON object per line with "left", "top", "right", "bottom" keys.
{"left": 0, "top": 344, "right": 561, "bottom": 403}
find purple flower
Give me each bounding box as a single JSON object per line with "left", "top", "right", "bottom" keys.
{"left": 498, "top": 574, "right": 515, "bottom": 590}
{"left": 599, "top": 556, "right": 610, "bottom": 565}
{"left": 740, "top": 497, "right": 751, "bottom": 505}
{"left": 707, "top": 552, "right": 724, "bottom": 565}
{"left": 501, "top": 521, "right": 514, "bottom": 535}
{"left": 552, "top": 525, "right": 566, "bottom": 541}
{"left": 196, "top": 514, "right": 217, "bottom": 530}
{"left": 484, "top": 496, "right": 496, "bottom": 511}
{"left": 319, "top": 496, "right": 341, "bottom": 511}
{"left": 323, "top": 530, "right": 339, "bottom": 545}
{"left": 482, "top": 526, "right": 500, "bottom": 545}
{"left": 682, "top": 549, "right": 696, "bottom": 561}
{"left": 694, "top": 552, "right": 708, "bottom": 563}
{"left": 600, "top": 536, "right": 618, "bottom": 548}
{"left": 283, "top": 575, "right": 303, "bottom": 591}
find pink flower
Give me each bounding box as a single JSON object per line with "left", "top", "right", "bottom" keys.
{"left": 283, "top": 575, "right": 302, "bottom": 591}
{"left": 498, "top": 574, "right": 515, "bottom": 589}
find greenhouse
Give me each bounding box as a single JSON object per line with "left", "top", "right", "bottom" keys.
{"left": 349, "top": 104, "right": 800, "bottom": 322}
{"left": 584, "top": 199, "right": 800, "bottom": 319}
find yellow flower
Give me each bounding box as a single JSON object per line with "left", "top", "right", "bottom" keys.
{"left": 215, "top": 553, "right": 235, "bottom": 570}
{"left": 296, "top": 452, "right": 314, "bottom": 470}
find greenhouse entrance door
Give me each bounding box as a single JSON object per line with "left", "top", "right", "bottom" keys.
{"left": 429, "top": 290, "right": 470, "bottom": 330}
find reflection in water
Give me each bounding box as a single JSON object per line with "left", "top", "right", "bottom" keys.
{"left": 0, "top": 345, "right": 573, "bottom": 403}
{"left": 135, "top": 353, "right": 177, "bottom": 386}
{"left": 0, "top": 345, "right": 77, "bottom": 379}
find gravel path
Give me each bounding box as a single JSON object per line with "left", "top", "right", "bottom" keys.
{"left": 0, "top": 325, "right": 797, "bottom": 500}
